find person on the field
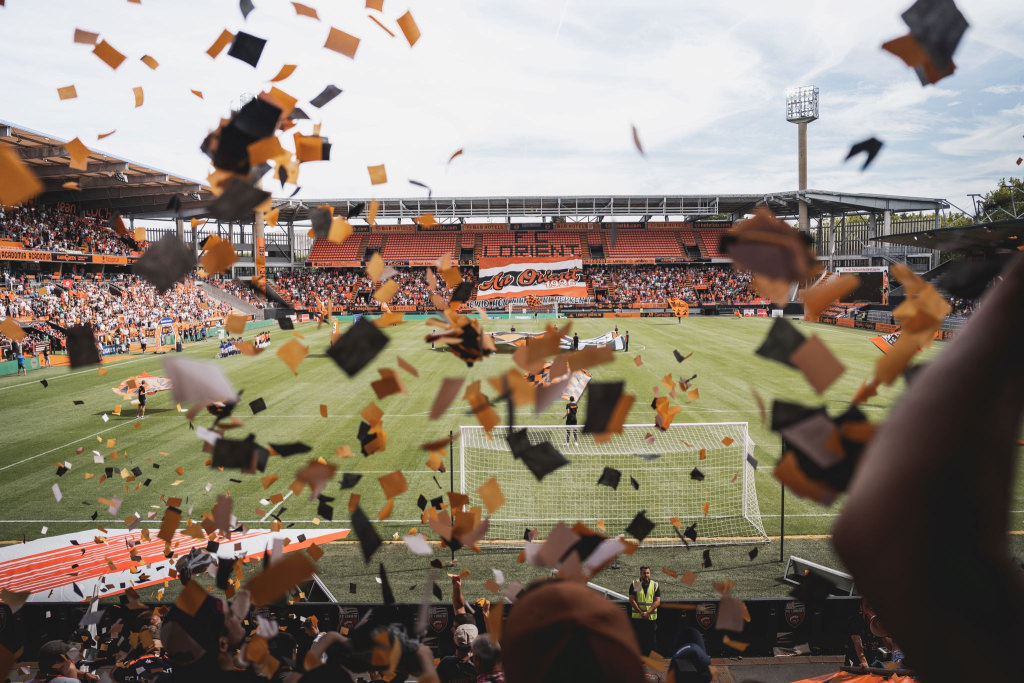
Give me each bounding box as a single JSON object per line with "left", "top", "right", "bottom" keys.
{"left": 572, "top": 332, "right": 579, "bottom": 350}
{"left": 136, "top": 381, "right": 147, "bottom": 419}
{"left": 41, "top": 345, "right": 51, "bottom": 367}
{"left": 629, "top": 566, "right": 660, "bottom": 655}
{"left": 564, "top": 396, "right": 578, "bottom": 444}
{"left": 16, "top": 346, "right": 26, "bottom": 375}
{"left": 624, "top": 330, "right": 629, "bottom": 352}
{"left": 139, "top": 333, "right": 147, "bottom": 355}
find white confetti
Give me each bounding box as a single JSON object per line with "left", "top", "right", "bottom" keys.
{"left": 402, "top": 533, "right": 434, "bottom": 556}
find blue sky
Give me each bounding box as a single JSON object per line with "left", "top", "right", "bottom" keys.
{"left": 0, "top": 0, "right": 1021, "bottom": 215}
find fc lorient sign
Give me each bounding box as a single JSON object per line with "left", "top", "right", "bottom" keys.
{"left": 475, "top": 257, "right": 587, "bottom": 300}
{"left": 478, "top": 234, "right": 582, "bottom": 259}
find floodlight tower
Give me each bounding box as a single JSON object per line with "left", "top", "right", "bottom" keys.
{"left": 786, "top": 86, "right": 819, "bottom": 232}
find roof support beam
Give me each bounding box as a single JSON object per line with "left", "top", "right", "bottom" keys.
{"left": 37, "top": 184, "right": 202, "bottom": 205}
{"left": 30, "top": 162, "right": 129, "bottom": 177}
{"left": 17, "top": 145, "right": 69, "bottom": 160}
{"left": 43, "top": 174, "right": 168, "bottom": 192}
{"left": 124, "top": 203, "right": 214, "bottom": 219}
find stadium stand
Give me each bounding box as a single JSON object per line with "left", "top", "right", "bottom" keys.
{"left": 695, "top": 228, "right": 729, "bottom": 258}
{"left": 0, "top": 205, "right": 135, "bottom": 256}
{"left": 271, "top": 267, "right": 475, "bottom": 310}
{"left": 307, "top": 234, "right": 366, "bottom": 264}
{"left": 604, "top": 229, "right": 685, "bottom": 260}
{"left": 0, "top": 271, "right": 231, "bottom": 355}
{"left": 478, "top": 230, "right": 585, "bottom": 260}
{"left": 590, "top": 265, "right": 760, "bottom": 307}
{"left": 303, "top": 225, "right": 741, "bottom": 267}
{"left": 206, "top": 278, "right": 267, "bottom": 309}
{"left": 380, "top": 231, "right": 458, "bottom": 261}
{"left": 266, "top": 264, "right": 763, "bottom": 311}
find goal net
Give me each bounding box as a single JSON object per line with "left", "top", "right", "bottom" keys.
{"left": 459, "top": 423, "right": 768, "bottom": 547}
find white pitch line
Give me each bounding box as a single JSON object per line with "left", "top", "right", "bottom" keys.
{"left": 247, "top": 413, "right": 433, "bottom": 418}
{"left": 0, "top": 420, "right": 135, "bottom": 472}
{"left": 260, "top": 490, "right": 294, "bottom": 522}
{"left": 0, "top": 518, "right": 418, "bottom": 524}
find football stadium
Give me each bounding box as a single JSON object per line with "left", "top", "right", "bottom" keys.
{"left": 1, "top": 1, "right": 1023, "bottom": 682}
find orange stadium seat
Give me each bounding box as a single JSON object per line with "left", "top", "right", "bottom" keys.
{"left": 308, "top": 235, "right": 366, "bottom": 261}
{"left": 696, "top": 229, "right": 728, "bottom": 258}
{"left": 380, "top": 232, "right": 458, "bottom": 260}
{"left": 604, "top": 230, "right": 683, "bottom": 259}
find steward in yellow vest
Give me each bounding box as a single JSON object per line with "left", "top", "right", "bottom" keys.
{"left": 631, "top": 579, "right": 659, "bottom": 620}
{"left": 629, "top": 566, "right": 661, "bottom": 654}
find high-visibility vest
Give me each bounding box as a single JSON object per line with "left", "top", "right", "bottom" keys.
{"left": 631, "top": 580, "right": 658, "bottom": 620}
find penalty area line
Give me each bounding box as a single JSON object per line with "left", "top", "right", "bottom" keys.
{"left": 0, "top": 420, "right": 135, "bottom": 473}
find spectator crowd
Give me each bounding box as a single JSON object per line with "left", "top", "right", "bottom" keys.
{"left": 590, "top": 265, "right": 759, "bottom": 307}
{"left": 2, "top": 557, "right": 730, "bottom": 682}
{"left": 271, "top": 268, "right": 474, "bottom": 311}
{"left": 0, "top": 206, "right": 136, "bottom": 256}
{"left": 269, "top": 265, "right": 759, "bottom": 312}
{"left": 0, "top": 270, "right": 233, "bottom": 357}
{"left": 210, "top": 278, "right": 268, "bottom": 309}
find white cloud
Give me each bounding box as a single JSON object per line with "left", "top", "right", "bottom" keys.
{"left": 0, "top": 0, "right": 1020, "bottom": 218}
{"left": 934, "top": 104, "right": 1024, "bottom": 157}
{"left": 982, "top": 84, "right": 1024, "bottom": 95}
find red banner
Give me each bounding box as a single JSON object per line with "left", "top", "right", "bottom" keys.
{"left": 476, "top": 256, "right": 587, "bottom": 301}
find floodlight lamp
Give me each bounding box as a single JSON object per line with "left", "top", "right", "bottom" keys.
{"left": 786, "top": 86, "right": 819, "bottom": 124}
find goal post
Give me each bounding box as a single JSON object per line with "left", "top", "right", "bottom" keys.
{"left": 459, "top": 422, "right": 768, "bottom": 547}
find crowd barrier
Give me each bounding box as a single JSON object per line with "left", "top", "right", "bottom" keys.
{"left": 0, "top": 355, "right": 40, "bottom": 377}
{"left": 817, "top": 315, "right": 956, "bottom": 341}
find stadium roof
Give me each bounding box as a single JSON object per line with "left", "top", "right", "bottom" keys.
{"left": 269, "top": 190, "right": 949, "bottom": 225}
{"left": 872, "top": 217, "right": 1024, "bottom": 252}
{"left": 0, "top": 120, "right": 213, "bottom": 216}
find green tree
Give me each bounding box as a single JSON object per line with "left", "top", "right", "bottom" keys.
{"left": 974, "top": 177, "right": 1024, "bottom": 222}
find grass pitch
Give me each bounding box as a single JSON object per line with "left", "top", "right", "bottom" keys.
{"left": 1, "top": 316, "right": 1020, "bottom": 601}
